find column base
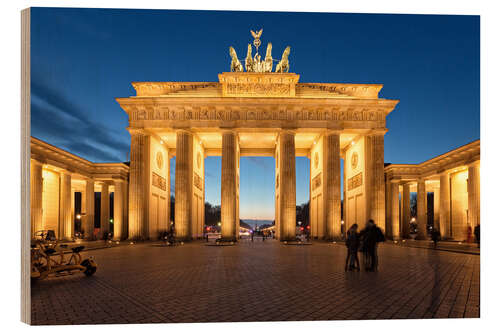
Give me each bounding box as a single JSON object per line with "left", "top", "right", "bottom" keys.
{"left": 217, "top": 237, "right": 238, "bottom": 243}
{"left": 279, "top": 236, "right": 297, "bottom": 242}
{"left": 174, "top": 236, "right": 193, "bottom": 242}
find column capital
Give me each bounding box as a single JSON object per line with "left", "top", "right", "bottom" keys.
{"left": 30, "top": 157, "right": 45, "bottom": 166}
{"left": 468, "top": 160, "right": 480, "bottom": 168}
{"left": 126, "top": 127, "right": 147, "bottom": 136}
{"left": 112, "top": 177, "right": 127, "bottom": 184}
{"left": 438, "top": 170, "right": 450, "bottom": 177}
{"left": 367, "top": 128, "right": 388, "bottom": 136}
{"left": 279, "top": 128, "right": 297, "bottom": 135}
{"left": 175, "top": 128, "right": 193, "bottom": 135}
{"left": 220, "top": 128, "right": 237, "bottom": 135}
{"left": 325, "top": 129, "right": 342, "bottom": 136}
{"left": 59, "top": 169, "right": 73, "bottom": 177}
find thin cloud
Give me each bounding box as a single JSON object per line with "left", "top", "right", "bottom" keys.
{"left": 31, "top": 81, "right": 130, "bottom": 163}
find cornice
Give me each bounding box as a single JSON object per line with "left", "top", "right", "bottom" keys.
{"left": 31, "top": 137, "right": 129, "bottom": 181}
{"left": 384, "top": 140, "right": 480, "bottom": 181}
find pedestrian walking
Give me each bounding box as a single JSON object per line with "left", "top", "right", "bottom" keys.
{"left": 474, "top": 224, "right": 480, "bottom": 248}
{"left": 431, "top": 228, "right": 441, "bottom": 249}
{"left": 345, "top": 224, "right": 360, "bottom": 271}
{"left": 359, "top": 219, "right": 385, "bottom": 271}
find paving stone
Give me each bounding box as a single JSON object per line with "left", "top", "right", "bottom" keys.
{"left": 31, "top": 241, "right": 480, "bottom": 325}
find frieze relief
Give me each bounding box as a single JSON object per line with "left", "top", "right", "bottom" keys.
{"left": 347, "top": 172, "right": 363, "bottom": 191}
{"left": 128, "top": 106, "right": 386, "bottom": 123}
{"left": 312, "top": 173, "right": 322, "bottom": 191}
{"left": 193, "top": 173, "right": 203, "bottom": 191}
{"left": 152, "top": 172, "right": 167, "bottom": 191}
{"left": 226, "top": 83, "right": 291, "bottom": 96}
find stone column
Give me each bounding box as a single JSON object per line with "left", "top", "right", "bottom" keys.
{"left": 390, "top": 182, "right": 400, "bottom": 240}
{"left": 439, "top": 173, "right": 451, "bottom": 239}
{"left": 468, "top": 162, "right": 480, "bottom": 228}
{"left": 113, "top": 179, "right": 125, "bottom": 240}
{"left": 59, "top": 172, "right": 72, "bottom": 240}
{"left": 325, "top": 132, "right": 341, "bottom": 240}
{"left": 385, "top": 178, "right": 392, "bottom": 236}
{"left": 128, "top": 130, "right": 147, "bottom": 240}
{"left": 83, "top": 179, "right": 95, "bottom": 240}
{"left": 30, "top": 159, "right": 43, "bottom": 238}
{"left": 123, "top": 180, "right": 129, "bottom": 237}
{"left": 221, "top": 130, "right": 237, "bottom": 241}
{"left": 175, "top": 130, "right": 193, "bottom": 240}
{"left": 433, "top": 187, "right": 440, "bottom": 231}
{"left": 279, "top": 130, "right": 296, "bottom": 241}
{"left": 417, "top": 180, "right": 427, "bottom": 239}
{"left": 402, "top": 184, "right": 411, "bottom": 238}
{"left": 100, "top": 182, "right": 110, "bottom": 237}
{"left": 366, "top": 133, "right": 386, "bottom": 232}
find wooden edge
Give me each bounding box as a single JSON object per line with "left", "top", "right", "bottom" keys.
{"left": 21, "top": 7, "right": 31, "bottom": 325}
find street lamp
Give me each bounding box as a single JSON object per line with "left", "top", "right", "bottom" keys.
{"left": 76, "top": 214, "right": 81, "bottom": 220}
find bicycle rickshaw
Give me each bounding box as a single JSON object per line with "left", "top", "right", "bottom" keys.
{"left": 31, "top": 230, "right": 97, "bottom": 281}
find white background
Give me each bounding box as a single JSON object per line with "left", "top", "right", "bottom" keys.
{"left": 0, "top": 0, "right": 498, "bottom": 331}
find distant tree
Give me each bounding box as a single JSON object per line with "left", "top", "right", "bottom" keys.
{"left": 427, "top": 192, "right": 434, "bottom": 229}
{"left": 204, "top": 202, "right": 221, "bottom": 226}
{"left": 410, "top": 193, "right": 417, "bottom": 218}
{"left": 296, "top": 201, "right": 310, "bottom": 226}
{"left": 170, "top": 195, "right": 175, "bottom": 222}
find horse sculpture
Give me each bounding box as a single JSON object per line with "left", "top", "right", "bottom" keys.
{"left": 229, "top": 46, "right": 243, "bottom": 72}
{"left": 275, "top": 46, "right": 291, "bottom": 73}
{"left": 264, "top": 42, "right": 273, "bottom": 72}
{"left": 245, "top": 44, "right": 254, "bottom": 72}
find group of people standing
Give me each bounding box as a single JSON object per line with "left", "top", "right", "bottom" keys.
{"left": 345, "top": 219, "right": 385, "bottom": 272}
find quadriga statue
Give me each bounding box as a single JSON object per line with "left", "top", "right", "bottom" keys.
{"left": 263, "top": 42, "right": 273, "bottom": 72}
{"left": 229, "top": 46, "right": 243, "bottom": 72}
{"left": 275, "top": 46, "right": 291, "bottom": 73}
{"left": 245, "top": 44, "right": 254, "bottom": 72}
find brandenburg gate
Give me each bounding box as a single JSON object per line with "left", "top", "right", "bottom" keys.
{"left": 116, "top": 32, "right": 399, "bottom": 241}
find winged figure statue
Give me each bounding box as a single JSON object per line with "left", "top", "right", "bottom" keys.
{"left": 250, "top": 29, "right": 263, "bottom": 39}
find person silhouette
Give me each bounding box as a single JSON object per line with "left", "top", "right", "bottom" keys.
{"left": 431, "top": 228, "right": 441, "bottom": 249}
{"left": 345, "top": 224, "right": 360, "bottom": 271}
{"left": 474, "top": 224, "right": 480, "bottom": 248}
{"left": 359, "top": 219, "right": 385, "bottom": 271}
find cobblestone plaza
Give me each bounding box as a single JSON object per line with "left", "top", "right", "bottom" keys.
{"left": 31, "top": 241, "right": 479, "bottom": 325}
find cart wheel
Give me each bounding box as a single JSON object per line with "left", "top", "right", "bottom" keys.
{"left": 81, "top": 259, "right": 97, "bottom": 277}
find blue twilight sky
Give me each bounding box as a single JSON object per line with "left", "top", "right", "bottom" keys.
{"left": 30, "top": 8, "right": 479, "bottom": 220}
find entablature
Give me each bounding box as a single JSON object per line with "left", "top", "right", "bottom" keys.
{"left": 384, "top": 140, "right": 480, "bottom": 182}
{"left": 31, "top": 137, "right": 129, "bottom": 181}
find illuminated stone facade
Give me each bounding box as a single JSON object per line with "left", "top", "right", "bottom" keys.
{"left": 30, "top": 137, "right": 129, "bottom": 240}
{"left": 384, "top": 140, "right": 480, "bottom": 241}
{"left": 30, "top": 72, "right": 480, "bottom": 243}
{"left": 116, "top": 72, "right": 399, "bottom": 241}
